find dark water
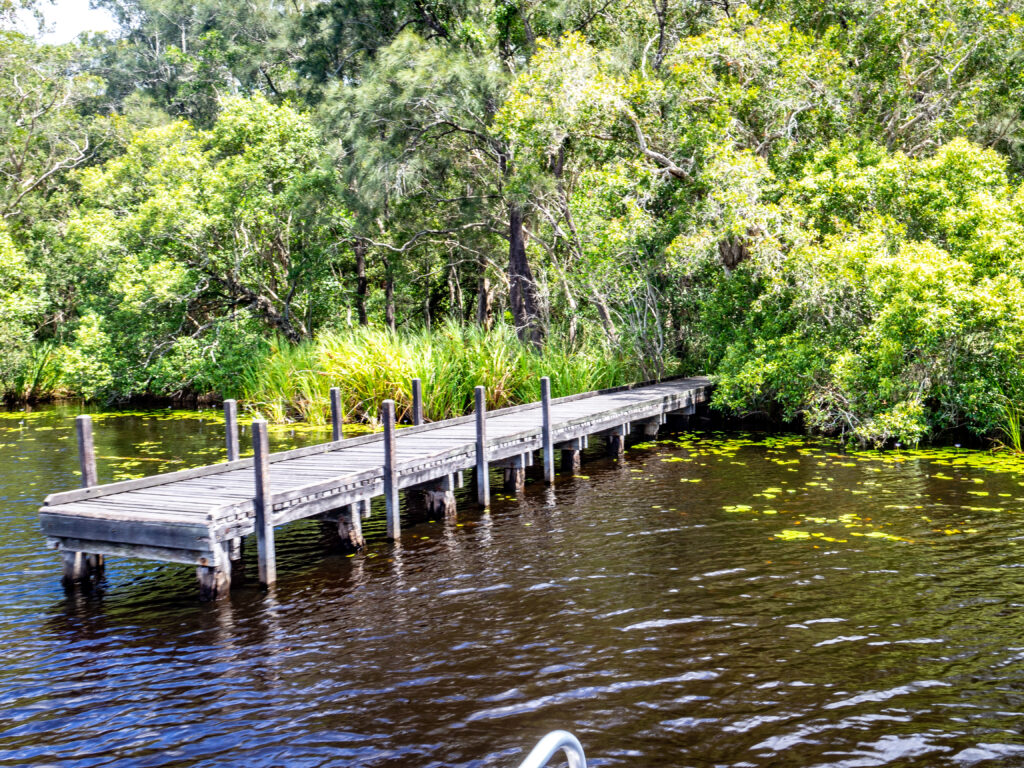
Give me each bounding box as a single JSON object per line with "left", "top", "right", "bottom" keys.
{"left": 3, "top": 405, "right": 1024, "bottom": 767}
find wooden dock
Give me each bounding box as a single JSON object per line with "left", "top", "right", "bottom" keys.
{"left": 40, "top": 376, "right": 712, "bottom": 598}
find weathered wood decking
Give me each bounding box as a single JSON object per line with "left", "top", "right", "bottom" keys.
{"left": 40, "top": 376, "right": 712, "bottom": 598}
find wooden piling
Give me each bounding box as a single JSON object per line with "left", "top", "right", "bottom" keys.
{"left": 76, "top": 415, "right": 97, "bottom": 488}
{"left": 383, "top": 399, "right": 400, "bottom": 539}
{"left": 228, "top": 536, "right": 245, "bottom": 583}
{"left": 407, "top": 474, "right": 457, "bottom": 518}
{"left": 337, "top": 503, "right": 365, "bottom": 550}
{"left": 197, "top": 539, "right": 231, "bottom": 600}
{"left": 330, "top": 387, "right": 343, "bottom": 442}
{"left": 428, "top": 474, "right": 457, "bottom": 517}
{"left": 224, "top": 399, "right": 240, "bottom": 461}
{"left": 252, "top": 419, "right": 276, "bottom": 587}
{"left": 223, "top": 399, "right": 243, "bottom": 575}
{"left": 61, "top": 551, "right": 88, "bottom": 586}
{"left": 541, "top": 376, "right": 554, "bottom": 485}
{"left": 558, "top": 435, "right": 586, "bottom": 475}
{"left": 63, "top": 416, "right": 102, "bottom": 586}
{"left": 606, "top": 424, "right": 627, "bottom": 460}
{"left": 475, "top": 386, "right": 489, "bottom": 507}
{"left": 412, "top": 378, "right": 424, "bottom": 426}
{"left": 636, "top": 417, "right": 661, "bottom": 438}
{"left": 503, "top": 453, "right": 527, "bottom": 494}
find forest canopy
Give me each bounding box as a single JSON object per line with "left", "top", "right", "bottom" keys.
{"left": 4, "top": 0, "right": 1024, "bottom": 445}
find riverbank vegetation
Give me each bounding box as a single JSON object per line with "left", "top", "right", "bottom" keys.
{"left": 4, "top": 0, "right": 1024, "bottom": 445}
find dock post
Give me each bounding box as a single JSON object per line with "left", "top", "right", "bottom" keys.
{"left": 224, "top": 399, "right": 240, "bottom": 461}
{"left": 541, "top": 377, "right": 554, "bottom": 485}
{"left": 252, "top": 419, "right": 276, "bottom": 587}
{"left": 411, "top": 378, "right": 424, "bottom": 426}
{"left": 330, "top": 387, "right": 343, "bottom": 441}
{"left": 475, "top": 386, "right": 489, "bottom": 507}
{"left": 223, "top": 399, "right": 243, "bottom": 568}
{"left": 383, "top": 399, "right": 400, "bottom": 539}
{"left": 63, "top": 416, "right": 102, "bottom": 586}
{"left": 76, "top": 415, "right": 98, "bottom": 487}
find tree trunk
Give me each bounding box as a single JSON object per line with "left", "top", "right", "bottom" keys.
{"left": 449, "top": 260, "right": 463, "bottom": 320}
{"left": 562, "top": 276, "right": 579, "bottom": 348}
{"left": 476, "top": 255, "right": 493, "bottom": 329}
{"left": 355, "top": 241, "right": 368, "bottom": 325}
{"left": 508, "top": 203, "right": 543, "bottom": 348}
{"left": 588, "top": 282, "right": 620, "bottom": 347}
{"left": 383, "top": 254, "right": 395, "bottom": 330}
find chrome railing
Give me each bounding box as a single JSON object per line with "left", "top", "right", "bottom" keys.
{"left": 516, "top": 730, "right": 587, "bottom": 768}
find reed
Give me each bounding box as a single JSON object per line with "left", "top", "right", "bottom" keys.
{"left": 238, "top": 321, "right": 647, "bottom": 424}
{"left": 3, "top": 342, "right": 65, "bottom": 403}
{"left": 996, "top": 396, "right": 1023, "bottom": 453}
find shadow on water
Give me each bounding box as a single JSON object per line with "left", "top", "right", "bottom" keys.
{"left": 6, "top": 407, "right": 1024, "bottom": 766}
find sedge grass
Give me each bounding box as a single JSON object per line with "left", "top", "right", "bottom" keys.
{"left": 996, "top": 396, "right": 1024, "bottom": 453}
{"left": 237, "top": 321, "right": 650, "bottom": 424}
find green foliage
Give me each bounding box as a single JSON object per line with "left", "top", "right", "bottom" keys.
{"left": 708, "top": 146, "right": 1024, "bottom": 444}
{"left": 51, "top": 95, "right": 349, "bottom": 399}
{"left": 237, "top": 321, "right": 640, "bottom": 424}
{"left": 6, "top": 0, "right": 1024, "bottom": 450}
{"left": 0, "top": 221, "right": 45, "bottom": 394}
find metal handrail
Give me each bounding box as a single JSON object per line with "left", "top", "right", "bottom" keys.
{"left": 516, "top": 730, "right": 587, "bottom": 768}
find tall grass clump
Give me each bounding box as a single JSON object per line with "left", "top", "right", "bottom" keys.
{"left": 996, "top": 396, "right": 1024, "bottom": 453}
{"left": 238, "top": 321, "right": 649, "bottom": 424}
{"left": 1, "top": 342, "right": 67, "bottom": 403}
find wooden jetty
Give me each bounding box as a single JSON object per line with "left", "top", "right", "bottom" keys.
{"left": 40, "top": 376, "right": 712, "bottom": 599}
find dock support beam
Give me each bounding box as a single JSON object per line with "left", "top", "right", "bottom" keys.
{"left": 198, "top": 539, "right": 231, "bottom": 601}
{"left": 63, "top": 416, "right": 103, "bottom": 586}
{"left": 337, "top": 503, "right": 365, "bottom": 551}
{"left": 541, "top": 377, "right": 554, "bottom": 485}
{"left": 330, "top": 387, "right": 343, "bottom": 442}
{"left": 412, "top": 378, "right": 424, "bottom": 426}
{"left": 383, "top": 399, "right": 400, "bottom": 539}
{"left": 558, "top": 436, "right": 586, "bottom": 475}
{"left": 475, "top": 386, "right": 489, "bottom": 507}
{"left": 502, "top": 453, "right": 529, "bottom": 494}
{"left": 606, "top": 424, "right": 627, "bottom": 460}
{"left": 252, "top": 419, "right": 276, "bottom": 587}
{"left": 408, "top": 474, "right": 457, "bottom": 518}
{"left": 635, "top": 415, "right": 663, "bottom": 438}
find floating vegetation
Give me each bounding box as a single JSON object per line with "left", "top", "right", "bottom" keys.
{"left": 644, "top": 431, "right": 1024, "bottom": 548}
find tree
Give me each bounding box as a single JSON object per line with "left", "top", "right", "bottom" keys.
{"left": 62, "top": 95, "right": 349, "bottom": 395}
{"left": 0, "top": 31, "right": 106, "bottom": 223}
{"left": 0, "top": 218, "right": 44, "bottom": 389}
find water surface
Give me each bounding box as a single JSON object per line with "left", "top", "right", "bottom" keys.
{"left": 2, "top": 405, "right": 1024, "bottom": 767}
